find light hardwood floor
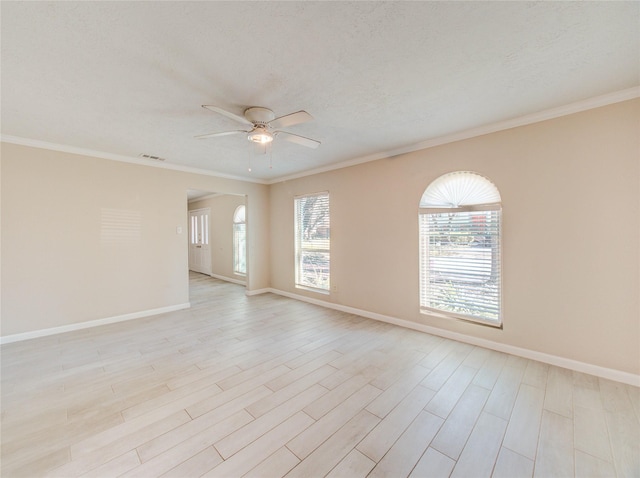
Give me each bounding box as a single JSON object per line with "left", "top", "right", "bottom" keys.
{"left": 2, "top": 272, "right": 639, "bottom": 477}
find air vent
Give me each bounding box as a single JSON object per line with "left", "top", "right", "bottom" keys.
{"left": 139, "top": 153, "right": 166, "bottom": 161}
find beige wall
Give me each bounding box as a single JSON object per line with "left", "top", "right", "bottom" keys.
{"left": 189, "top": 194, "right": 246, "bottom": 282}
{"left": 2, "top": 99, "right": 638, "bottom": 376}
{"left": 270, "top": 99, "right": 640, "bottom": 374}
{"left": 0, "top": 143, "right": 269, "bottom": 336}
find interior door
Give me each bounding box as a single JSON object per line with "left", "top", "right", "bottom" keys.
{"left": 189, "top": 208, "right": 211, "bottom": 274}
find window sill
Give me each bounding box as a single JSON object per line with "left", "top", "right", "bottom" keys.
{"left": 420, "top": 308, "right": 502, "bottom": 329}
{"left": 295, "top": 284, "right": 330, "bottom": 295}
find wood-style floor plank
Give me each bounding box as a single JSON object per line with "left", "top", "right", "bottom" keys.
{"left": 325, "top": 449, "right": 375, "bottom": 478}
{"left": 367, "top": 410, "right": 443, "bottom": 477}
{"left": 492, "top": 447, "right": 534, "bottom": 478}
{"left": 450, "top": 411, "right": 507, "bottom": 478}
{"left": 502, "top": 383, "right": 545, "bottom": 460}
{"left": 409, "top": 447, "right": 456, "bottom": 478}
{"left": 356, "top": 385, "right": 435, "bottom": 462}
{"left": 430, "top": 384, "right": 490, "bottom": 460}
{"left": 284, "top": 410, "right": 380, "bottom": 478}
{"left": 287, "top": 384, "right": 382, "bottom": 460}
{"left": 203, "top": 411, "right": 314, "bottom": 477}
{"left": 1, "top": 272, "right": 638, "bottom": 478}
{"left": 214, "top": 384, "right": 327, "bottom": 459}
{"left": 534, "top": 410, "right": 574, "bottom": 478}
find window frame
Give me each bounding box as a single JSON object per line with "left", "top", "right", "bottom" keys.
{"left": 419, "top": 174, "right": 502, "bottom": 328}
{"left": 294, "top": 191, "right": 330, "bottom": 294}
{"left": 233, "top": 205, "right": 246, "bottom": 276}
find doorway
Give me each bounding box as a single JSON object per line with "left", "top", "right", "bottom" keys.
{"left": 187, "top": 190, "right": 247, "bottom": 286}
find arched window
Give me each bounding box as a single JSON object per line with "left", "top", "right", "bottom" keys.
{"left": 419, "top": 172, "right": 502, "bottom": 326}
{"left": 233, "top": 205, "right": 246, "bottom": 275}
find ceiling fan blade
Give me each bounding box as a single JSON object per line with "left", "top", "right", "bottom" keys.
{"left": 194, "top": 130, "right": 248, "bottom": 139}
{"left": 269, "top": 110, "right": 313, "bottom": 129}
{"left": 275, "top": 131, "right": 321, "bottom": 149}
{"left": 202, "top": 105, "right": 253, "bottom": 126}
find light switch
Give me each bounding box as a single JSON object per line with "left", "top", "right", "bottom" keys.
{"left": 176, "top": 226, "right": 182, "bottom": 234}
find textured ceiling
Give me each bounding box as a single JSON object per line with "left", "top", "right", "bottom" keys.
{"left": 1, "top": 1, "right": 638, "bottom": 181}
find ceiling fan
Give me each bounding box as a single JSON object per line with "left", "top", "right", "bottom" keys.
{"left": 196, "top": 105, "right": 321, "bottom": 149}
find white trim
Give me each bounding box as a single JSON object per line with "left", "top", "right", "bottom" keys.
{"left": 294, "top": 285, "right": 330, "bottom": 296}
{"left": 209, "top": 273, "right": 246, "bottom": 286}
{"left": 268, "top": 86, "right": 640, "bottom": 184}
{"left": 188, "top": 193, "right": 224, "bottom": 204}
{"left": 258, "top": 288, "right": 640, "bottom": 387}
{"left": 3, "top": 88, "right": 637, "bottom": 186}
{"left": 0, "top": 303, "right": 191, "bottom": 345}
{"left": 0, "top": 135, "right": 268, "bottom": 184}
{"left": 245, "top": 288, "right": 271, "bottom": 296}
{"left": 188, "top": 206, "right": 210, "bottom": 214}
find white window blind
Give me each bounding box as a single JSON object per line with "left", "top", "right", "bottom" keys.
{"left": 419, "top": 172, "right": 502, "bottom": 326}
{"left": 295, "top": 192, "right": 330, "bottom": 291}
{"left": 233, "top": 205, "right": 246, "bottom": 275}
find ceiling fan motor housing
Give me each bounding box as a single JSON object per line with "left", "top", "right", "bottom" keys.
{"left": 244, "top": 107, "right": 276, "bottom": 125}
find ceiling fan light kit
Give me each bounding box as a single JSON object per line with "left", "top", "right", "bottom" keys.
{"left": 197, "top": 105, "right": 320, "bottom": 149}
{"left": 247, "top": 126, "right": 273, "bottom": 144}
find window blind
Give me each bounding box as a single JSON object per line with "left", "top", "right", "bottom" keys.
{"left": 295, "top": 192, "right": 330, "bottom": 291}
{"left": 233, "top": 222, "right": 246, "bottom": 274}
{"left": 420, "top": 208, "right": 501, "bottom": 324}
{"left": 233, "top": 205, "right": 246, "bottom": 275}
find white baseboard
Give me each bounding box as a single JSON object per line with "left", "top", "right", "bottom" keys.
{"left": 259, "top": 288, "right": 640, "bottom": 387}
{"left": 245, "top": 288, "right": 272, "bottom": 296}
{"left": 0, "top": 303, "right": 191, "bottom": 345}
{"left": 209, "top": 273, "right": 246, "bottom": 286}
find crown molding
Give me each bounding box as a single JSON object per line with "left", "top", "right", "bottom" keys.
{"left": 0, "top": 135, "right": 269, "bottom": 185}
{"left": 3, "top": 87, "right": 638, "bottom": 186}
{"left": 267, "top": 86, "right": 640, "bottom": 184}
{"left": 188, "top": 192, "right": 224, "bottom": 204}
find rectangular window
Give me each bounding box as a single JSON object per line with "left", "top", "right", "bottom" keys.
{"left": 420, "top": 207, "right": 501, "bottom": 325}
{"left": 295, "top": 192, "right": 330, "bottom": 292}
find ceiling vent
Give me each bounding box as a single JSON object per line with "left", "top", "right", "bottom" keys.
{"left": 139, "top": 153, "right": 166, "bottom": 161}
